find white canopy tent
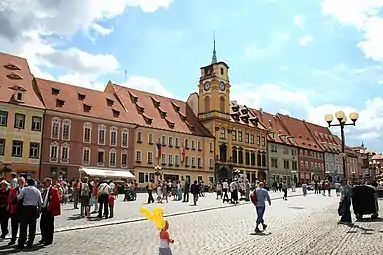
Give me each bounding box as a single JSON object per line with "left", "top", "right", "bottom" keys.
{"left": 79, "top": 167, "right": 135, "bottom": 179}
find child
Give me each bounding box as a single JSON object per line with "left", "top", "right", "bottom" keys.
{"left": 108, "top": 193, "right": 115, "bottom": 218}
{"left": 159, "top": 221, "right": 174, "bottom": 255}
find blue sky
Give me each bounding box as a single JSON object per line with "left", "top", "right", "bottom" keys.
{"left": 1, "top": 0, "right": 383, "bottom": 151}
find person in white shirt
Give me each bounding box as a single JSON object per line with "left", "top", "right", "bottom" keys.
{"left": 230, "top": 179, "right": 239, "bottom": 205}
{"left": 222, "top": 179, "right": 229, "bottom": 203}
{"left": 97, "top": 180, "right": 110, "bottom": 219}
{"left": 109, "top": 181, "right": 116, "bottom": 195}
{"left": 10, "top": 172, "right": 18, "bottom": 188}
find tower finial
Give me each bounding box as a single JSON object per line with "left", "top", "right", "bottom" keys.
{"left": 211, "top": 31, "right": 217, "bottom": 64}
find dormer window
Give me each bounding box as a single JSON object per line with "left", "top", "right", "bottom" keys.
{"left": 129, "top": 92, "right": 138, "bottom": 103}
{"left": 136, "top": 104, "right": 145, "bottom": 113}
{"left": 171, "top": 102, "right": 180, "bottom": 112}
{"left": 78, "top": 93, "right": 86, "bottom": 100}
{"left": 56, "top": 99, "right": 65, "bottom": 107}
{"left": 143, "top": 115, "right": 152, "bottom": 124}
{"left": 16, "top": 92, "right": 23, "bottom": 101}
{"left": 249, "top": 117, "right": 258, "bottom": 126}
{"left": 52, "top": 88, "right": 60, "bottom": 95}
{"left": 83, "top": 104, "right": 92, "bottom": 112}
{"left": 166, "top": 119, "right": 175, "bottom": 128}
{"left": 7, "top": 73, "right": 22, "bottom": 80}
{"left": 112, "top": 109, "right": 120, "bottom": 117}
{"left": 151, "top": 97, "right": 160, "bottom": 108}
{"left": 179, "top": 113, "right": 187, "bottom": 122}
{"left": 240, "top": 115, "right": 249, "bottom": 123}
{"left": 161, "top": 111, "right": 167, "bottom": 118}
{"left": 4, "top": 64, "right": 20, "bottom": 71}
{"left": 106, "top": 98, "right": 114, "bottom": 106}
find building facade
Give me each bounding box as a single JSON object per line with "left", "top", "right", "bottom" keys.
{"left": 0, "top": 53, "right": 45, "bottom": 179}
{"left": 186, "top": 48, "right": 268, "bottom": 184}
{"left": 305, "top": 122, "right": 343, "bottom": 182}
{"left": 278, "top": 115, "right": 325, "bottom": 183}
{"left": 105, "top": 83, "right": 215, "bottom": 186}
{"left": 35, "top": 79, "right": 136, "bottom": 181}
{"left": 254, "top": 110, "right": 298, "bottom": 185}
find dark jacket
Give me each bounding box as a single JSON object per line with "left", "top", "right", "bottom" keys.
{"left": 190, "top": 184, "right": 199, "bottom": 195}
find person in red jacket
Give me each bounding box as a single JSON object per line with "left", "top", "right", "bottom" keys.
{"left": 39, "top": 178, "right": 61, "bottom": 246}
{"left": 7, "top": 177, "right": 25, "bottom": 245}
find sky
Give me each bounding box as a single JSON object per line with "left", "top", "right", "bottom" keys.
{"left": 0, "top": 0, "right": 383, "bottom": 151}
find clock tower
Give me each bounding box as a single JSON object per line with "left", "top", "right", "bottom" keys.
{"left": 198, "top": 39, "right": 231, "bottom": 120}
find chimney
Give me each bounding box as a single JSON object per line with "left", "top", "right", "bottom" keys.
{"left": 259, "top": 108, "right": 263, "bottom": 114}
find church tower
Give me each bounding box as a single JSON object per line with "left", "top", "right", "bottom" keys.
{"left": 198, "top": 38, "right": 231, "bottom": 120}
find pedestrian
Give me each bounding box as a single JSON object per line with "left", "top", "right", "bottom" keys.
{"left": 80, "top": 177, "right": 90, "bottom": 217}
{"left": 183, "top": 179, "right": 190, "bottom": 203}
{"left": 335, "top": 182, "right": 341, "bottom": 196}
{"left": 230, "top": 179, "right": 239, "bottom": 205}
{"left": 108, "top": 193, "right": 115, "bottom": 218}
{"left": 0, "top": 180, "right": 10, "bottom": 239}
{"left": 216, "top": 181, "right": 222, "bottom": 200}
{"left": 17, "top": 178, "right": 42, "bottom": 249}
{"left": 9, "top": 172, "right": 18, "bottom": 188}
{"left": 326, "top": 181, "right": 331, "bottom": 196}
{"left": 72, "top": 178, "right": 81, "bottom": 209}
{"left": 245, "top": 180, "right": 251, "bottom": 201}
{"left": 222, "top": 179, "right": 229, "bottom": 203}
{"left": 97, "top": 180, "right": 110, "bottom": 219}
{"left": 338, "top": 179, "right": 352, "bottom": 224}
{"left": 177, "top": 181, "right": 182, "bottom": 201}
{"left": 190, "top": 180, "right": 199, "bottom": 206}
{"left": 147, "top": 179, "right": 154, "bottom": 204}
{"left": 157, "top": 181, "right": 163, "bottom": 203}
{"left": 7, "top": 177, "right": 25, "bottom": 245}
{"left": 252, "top": 182, "right": 271, "bottom": 233}
{"left": 302, "top": 181, "right": 308, "bottom": 196}
{"left": 282, "top": 181, "right": 288, "bottom": 200}
{"left": 39, "top": 178, "right": 61, "bottom": 246}
{"left": 92, "top": 178, "right": 99, "bottom": 213}
{"left": 159, "top": 221, "right": 174, "bottom": 255}
{"left": 162, "top": 182, "right": 168, "bottom": 203}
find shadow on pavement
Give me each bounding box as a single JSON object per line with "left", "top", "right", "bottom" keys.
{"left": 249, "top": 232, "right": 272, "bottom": 236}
{"left": 67, "top": 215, "right": 83, "bottom": 220}
{"left": 0, "top": 243, "right": 45, "bottom": 254}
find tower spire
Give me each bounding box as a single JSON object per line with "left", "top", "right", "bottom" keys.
{"left": 211, "top": 32, "right": 217, "bottom": 64}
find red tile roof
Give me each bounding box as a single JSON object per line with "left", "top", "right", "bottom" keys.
{"left": 0, "top": 52, "right": 44, "bottom": 109}
{"left": 109, "top": 83, "right": 213, "bottom": 137}
{"left": 35, "top": 78, "right": 130, "bottom": 122}
{"left": 229, "top": 102, "right": 267, "bottom": 130}
{"left": 305, "top": 122, "right": 341, "bottom": 153}
{"left": 250, "top": 109, "right": 295, "bottom": 146}
{"left": 278, "top": 114, "right": 323, "bottom": 152}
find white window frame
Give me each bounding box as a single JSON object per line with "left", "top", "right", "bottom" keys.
{"left": 121, "top": 150, "right": 128, "bottom": 168}
{"left": 191, "top": 156, "right": 196, "bottom": 167}
{"left": 82, "top": 147, "right": 91, "bottom": 165}
{"left": 31, "top": 116, "right": 42, "bottom": 131}
{"left": 161, "top": 153, "right": 166, "bottom": 164}
{"left": 0, "top": 111, "right": 7, "bottom": 126}
{"left": 191, "top": 140, "right": 195, "bottom": 149}
{"left": 60, "top": 143, "right": 70, "bottom": 164}
{"left": 209, "top": 158, "right": 214, "bottom": 168}
{"left": 61, "top": 119, "right": 71, "bottom": 141}
{"left": 135, "top": 150, "right": 142, "bottom": 162}
{"left": 175, "top": 137, "right": 180, "bottom": 147}
{"left": 51, "top": 117, "right": 61, "bottom": 139}
{"left": 168, "top": 136, "right": 173, "bottom": 147}
{"left": 109, "top": 149, "right": 117, "bottom": 167}
{"left": 14, "top": 114, "right": 25, "bottom": 129}
{"left": 49, "top": 142, "right": 59, "bottom": 162}
{"left": 121, "top": 128, "right": 129, "bottom": 147}
{"left": 168, "top": 154, "right": 173, "bottom": 165}
{"left": 97, "top": 148, "right": 105, "bottom": 166}
{"left": 162, "top": 135, "right": 167, "bottom": 145}
{"left": 147, "top": 151, "right": 153, "bottom": 163}
{"left": 29, "top": 142, "right": 40, "bottom": 159}
{"left": 198, "top": 141, "right": 202, "bottom": 150}
{"left": 98, "top": 124, "right": 106, "bottom": 145}
{"left": 83, "top": 122, "right": 92, "bottom": 143}
{"left": 209, "top": 142, "right": 213, "bottom": 152}
{"left": 198, "top": 157, "right": 202, "bottom": 168}
{"left": 110, "top": 126, "right": 118, "bottom": 146}
{"left": 175, "top": 154, "right": 180, "bottom": 166}
{"left": 148, "top": 133, "right": 153, "bottom": 144}
{"left": 137, "top": 131, "right": 142, "bottom": 143}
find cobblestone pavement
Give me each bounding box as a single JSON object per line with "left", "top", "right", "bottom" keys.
{"left": 0, "top": 192, "right": 343, "bottom": 255}
{"left": 51, "top": 188, "right": 310, "bottom": 232}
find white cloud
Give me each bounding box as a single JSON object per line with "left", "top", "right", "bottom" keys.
{"left": 122, "top": 75, "right": 174, "bottom": 98}
{"left": 299, "top": 35, "right": 314, "bottom": 46}
{"left": 244, "top": 45, "right": 266, "bottom": 59}
{"left": 357, "top": 132, "right": 381, "bottom": 141}
{"left": 294, "top": 15, "right": 305, "bottom": 28}
{"left": 91, "top": 23, "right": 114, "bottom": 36}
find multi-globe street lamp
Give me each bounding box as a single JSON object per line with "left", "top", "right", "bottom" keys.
{"left": 325, "top": 111, "right": 359, "bottom": 180}
{"left": 154, "top": 165, "right": 162, "bottom": 182}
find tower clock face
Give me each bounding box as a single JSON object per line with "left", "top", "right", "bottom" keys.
{"left": 204, "top": 81, "right": 211, "bottom": 91}
{"left": 219, "top": 81, "right": 226, "bottom": 91}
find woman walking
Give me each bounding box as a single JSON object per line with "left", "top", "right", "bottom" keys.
{"left": 177, "top": 181, "right": 182, "bottom": 201}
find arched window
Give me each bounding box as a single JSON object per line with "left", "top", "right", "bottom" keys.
{"left": 219, "top": 96, "right": 225, "bottom": 112}
{"left": 204, "top": 96, "right": 210, "bottom": 112}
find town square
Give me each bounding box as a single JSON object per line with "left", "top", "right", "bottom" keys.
{"left": 0, "top": 0, "right": 383, "bottom": 254}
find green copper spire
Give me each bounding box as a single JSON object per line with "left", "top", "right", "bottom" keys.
{"left": 211, "top": 33, "right": 217, "bottom": 64}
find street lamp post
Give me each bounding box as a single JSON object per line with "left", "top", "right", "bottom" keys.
{"left": 154, "top": 165, "right": 162, "bottom": 182}
{"left": 324, "top": 111, "right": 359, "bottom": 180}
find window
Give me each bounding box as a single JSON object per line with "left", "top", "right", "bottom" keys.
{"left": 121, "top": 151, "right": 128, "bottom": 167}
{"left": 271, "top": 145, "right": 277, "bottom": 152}
{"left": 220, "top": 128, "right": 226, "bottom": 139}
{"left": 109, "top": 150, "right": 117, "bottom": 166}
{"left": 31, "top": 116, "right": 42, "bottom": 131}
{"left": 12, "top": 140, "right": 23, "bottom": 157}
{"left": 14, "top": 113, "right": 25, "bottom": 129}
{"left": 148, "top": 133, "right": 153, "bottom": 144}
{"left": 292, "top": 149, "right": 297, "bottom": 156}
{"left": 29, "top": 143, "right": 40, "bottom": 159}
{"left": 49, "top": 143, "right": 58, "bottom": 162}
{"left": 283, "top": 160, "right": 289, "bottom": 169}
{"left": 137, "top": 131, "right": 142, "bottom": 143}
{"left": 271, "top": 158, "right": 278, "bottom": 168}
{"left": 198, "top": 157, "right": 202, "bottom": 168}
{"left": 175, "top": 154, "right": 180, "bottom": 166}
{"left": 283, "top": 147, "right": 289, "bottom": 154}
{"left": 238, "top": 131, "right": 242, "bottom": 142}
{"left": 109, "top": 126, "right": 117, "bottom": 146}
{"left": 162, "top": 135, "right": 167, "bottom": 146}
{"left": 185, "top": 156, "right": 189, "bottom": 166}
{"left": 232, "top": 130, "right": 237, "bottom": 141}
{"left": 209, "top": 158, "right": 214, "bottom": 168}
{"left": 0, "top": 111, "right": 8, "bottom": 126}
{"left": 191, "top": 140, "right": 195, "bottom": 150}
{"left": 135, "top": 150, "right": 142, "bottom": 162}
{"left": 168, "top": 137, "right": 173, "bottom": 147}
{"left": 245, "top": 133, "right": 249, "bottom": 143}
{"left": 121, "top": 129, "right": 128, "bottom": 147}
{"left": 197, "top": 141, "right": 202, "bottom": 151}
{"left": 261, "top": 136, "right": 266, "bottom": 147}
{"left": 250, "top": 134, "right": 255, "bottom": 144}
{"left": 256, "top": 135, "right": 260, "bottom": 145}
{"left": 83, "top": 148, "right": 90, "bottom": 164}
{"left": 147, "top": 151, "right": 153, "bottom": 163}
{"left": 185, "top": 139, "right": 189, "bottom": 149}
{"left": 51, "top": 118, "right": 60, "bottom": 139}
{"left": 61, "top": 145, "right": 69, "bottom": 163}
{"left": 0, "top": 139, "right": 4, "bottom": 155}
{"left": 168, "top": 154, "right": 173, "bottom": 165}
{"left": 292, "top": 161, "right": 298, "bottom": 170}
{"left": 138, "top": 172, "right": 145, "bottom": 183}
{"left": 175, "top": 137, "right": 180, "bottom": 147}
{"left": 191, "top": 156, "right": 196, "bottom": 167}
{"left": 198, "top": 175, "right": 203, "bottom": 182}
{"left": 209, "top": 142, "right": 213, "bottom": 152}
{"left": 61, "top": 119, "right": 71, "bottom": 140}
{"left": 161, "top": 153, "right": 166, "bottom": 164}
{"left": 98, "top": 125, "right": 106, "bottom": 144}
{"left": 83, "top": 122, "right": 92, "bottom": 143}
{"left": 97, "top": 150, "right": 105, "bottom": 165}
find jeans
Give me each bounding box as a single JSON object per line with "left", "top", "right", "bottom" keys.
{"left": 340, "top": 198, "right": 352, "bottom": 223}
{"left": 256, "top": 206, "right": 266, "bottom": 225}
{"left": 193, "top": 194, "right": 198, "bottom": 205}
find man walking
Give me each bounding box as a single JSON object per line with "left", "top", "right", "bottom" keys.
{"left": 339, "top": 179, "right": 352, "bottom": 224}
{"left": 183, "top": 179, "right": 190, "bottom": 203}
{"left": 190, "top": 181, "right": 199, "bottom": 206}
{"left": 252, "top": 182, "right": 271, "bottom": 233}
{"left": 147, "top": 179, "right": 154, "bottom": 204}
{"left": 17, "top": 179, "right": 42, "bottom": 249}
{"left": 282, "top": 181, "right": 288, "bottom": 200}
{"left": 230, "top": 179, "right": 239, "bottom": 205}
{"left": 97, "top": 180, "right": 110, "bottom": 219}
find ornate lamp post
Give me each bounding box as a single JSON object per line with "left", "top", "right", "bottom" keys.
{"left": 324, "top": 111, "right": 359, "bottom": 180}
{"left": 154, "top": 165, "right": 162, "bottom": 182}
{"left": 369, "top": 160, "right": 381, "bottom": 178}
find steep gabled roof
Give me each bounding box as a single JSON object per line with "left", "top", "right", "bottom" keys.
{"left": 229, "top": 101, "right": 267, "bottom": 130}
{"left": 305, "top": 121, "right": 341, "bottom": 153}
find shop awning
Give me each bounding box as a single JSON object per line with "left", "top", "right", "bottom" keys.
{"left": 79, "top": 167, "right": 135, "bottom": 179}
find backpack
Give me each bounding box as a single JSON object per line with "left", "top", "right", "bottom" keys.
{"left": 250, "top": 191, "right": 257, "bottom": 205}
{"left": 81, "top": 184, "right": 89, "bottom": 196}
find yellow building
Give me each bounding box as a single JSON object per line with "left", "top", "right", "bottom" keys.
{"left": 0, "top": 53, "right": 45, "bottom": 179}
{"left": 187, "top": 42, "right": 269, "bottom": 183}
